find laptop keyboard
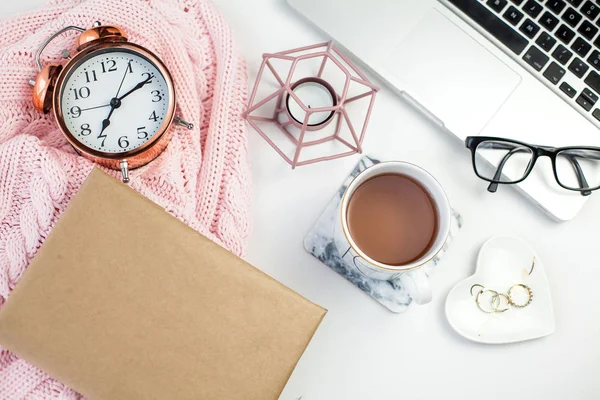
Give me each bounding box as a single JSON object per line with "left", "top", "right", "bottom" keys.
{"left": 447, "top": 0, "right": 600, "bottom": 124}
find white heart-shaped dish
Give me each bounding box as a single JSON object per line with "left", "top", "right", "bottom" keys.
{"left": 445, "top": 235, "right": 555, "bottom": 344}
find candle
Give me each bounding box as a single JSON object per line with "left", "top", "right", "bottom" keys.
{"left": 285, "top": 78, "right": 337, "bottom": 128}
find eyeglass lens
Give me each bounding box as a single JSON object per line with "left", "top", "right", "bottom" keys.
{"left": 474, "top": 140, "right": 534, "bottom": 184}
{"left": 555, "top": 149, "right": 600, "bottom": 191}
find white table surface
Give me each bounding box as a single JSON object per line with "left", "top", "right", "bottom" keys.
{"left": 2, "top": 1, "right": 600, "bottom": 399}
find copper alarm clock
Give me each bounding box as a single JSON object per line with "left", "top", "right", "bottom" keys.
{"left": 31, "top": 22, "right": 192, "bottom": 182}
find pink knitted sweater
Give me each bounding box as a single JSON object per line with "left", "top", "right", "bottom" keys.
{"left": 0, "top": 0, "right": 251, "bottom": 397}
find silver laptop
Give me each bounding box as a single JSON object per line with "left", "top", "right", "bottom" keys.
{"left": 288, "top": 0, "right": 600, "bottom": 221}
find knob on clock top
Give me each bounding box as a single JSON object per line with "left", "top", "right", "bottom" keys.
{"left": 77, "top": 25, "right": 127, "bottom": 51}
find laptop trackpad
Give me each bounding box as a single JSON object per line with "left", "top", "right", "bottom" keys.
{"left": 383, "top": 9, "right": 521, "bottom": 137}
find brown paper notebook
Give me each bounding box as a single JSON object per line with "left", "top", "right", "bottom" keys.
{"left": 0, "top": 169, "right": 326, "bottom": 400}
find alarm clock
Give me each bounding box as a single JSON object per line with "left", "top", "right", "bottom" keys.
{"left": 30, "top": 21, "right": 193, "bottom": 183}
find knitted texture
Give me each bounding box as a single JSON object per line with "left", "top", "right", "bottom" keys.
{"left": 0, "top": 0, "right": 251, "bottom": 397}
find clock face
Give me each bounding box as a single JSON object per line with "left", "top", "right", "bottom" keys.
{"left": 59, "top": 48, "right": 171, "bottom": 154}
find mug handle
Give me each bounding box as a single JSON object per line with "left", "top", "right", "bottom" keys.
{"left": 399, "top": 269, "right": 432, "bottom": 305}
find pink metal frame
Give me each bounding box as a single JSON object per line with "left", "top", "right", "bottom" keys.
{"left": 245, "top": 41, "right": 379, "bottom": 168}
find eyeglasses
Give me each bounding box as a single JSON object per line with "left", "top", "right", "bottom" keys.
{"left": 465, "top": 136, "right": 600, "bottom": 196}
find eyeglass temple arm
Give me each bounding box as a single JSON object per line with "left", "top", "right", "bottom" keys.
{"left": 489, "top": 144, "right": 600, "bottom": 161}
{"left": 486, "top": 144, "right": 591, "bottom": 196}
{"left": 487, "top": 147, "right": 528, "bottom": 193}
{"left": 566, "top": 149, "right": 600, "bottom": 160}
{"left": 565, "top": 155, "right": 592, "bottom": 196}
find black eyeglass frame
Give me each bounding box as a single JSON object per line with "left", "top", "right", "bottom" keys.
{"left": 465, "top": 136, "right": 600, "bottom": 196}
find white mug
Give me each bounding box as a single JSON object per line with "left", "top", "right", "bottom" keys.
{"left": 333, "top": 161, "right": 451, "bottom": 305}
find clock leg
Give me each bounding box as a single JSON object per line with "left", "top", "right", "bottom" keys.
{"left": 120, "top": 160, "right": 130, "bottom": 184}
{"left": 174, "top": 117, "right": 194, "bottom": 130}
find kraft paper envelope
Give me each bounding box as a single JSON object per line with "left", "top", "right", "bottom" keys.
{"left": 0, "top": 168, "right": 326, "bottom": 400}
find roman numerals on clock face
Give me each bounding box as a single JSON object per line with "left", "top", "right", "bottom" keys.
{"left": 60, "top": 50, "right": 170, "bottom": 154}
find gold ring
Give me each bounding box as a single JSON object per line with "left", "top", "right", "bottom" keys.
{"left": 508, "top": 284, "right": 533, "bottom": 308}
{"left": 492, "top": 292, "right": 511, "bottom": 313}
{"left": 476, "top": 289, "right": 499, "bottom": 314}
{"left": 470, "top": 284, "right": 485, "bottom": 297}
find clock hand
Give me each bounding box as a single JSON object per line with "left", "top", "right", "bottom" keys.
{"left": 79, "top": 103, "right": 111, "bottom": 112}
{"left": 99, "top": 105, "right": 116, "bottom": 135}
{"left": 98, "top": 96, "right": 123, "bottom": 142}
{"left": 115, "top": 60, "right": 132, "bottom": 98}
{"left": 117, "top": 75, "right": 154, "bottom": 102}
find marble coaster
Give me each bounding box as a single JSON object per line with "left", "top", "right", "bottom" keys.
{"left": 304, "top": 156, "right": 463, "bottom": 313}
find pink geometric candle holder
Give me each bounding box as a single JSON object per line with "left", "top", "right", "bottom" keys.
{"left": 245, "top": 41, "right": 379, "bottom": 168}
